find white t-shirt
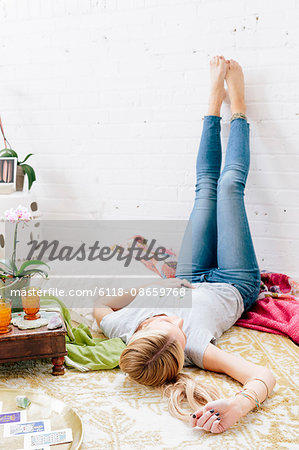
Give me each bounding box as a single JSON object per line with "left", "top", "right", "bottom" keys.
{"left": 100, "top": 282, "right": 244, "bottom": 369}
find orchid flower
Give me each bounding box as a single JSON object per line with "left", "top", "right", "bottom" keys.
{"left": 1, "top": 206, "right": 48, "bottom": 279}
{"left": 4, "top": 205, "right": 32, "bottom": 223}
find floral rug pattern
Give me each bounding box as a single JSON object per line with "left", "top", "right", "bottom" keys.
{"left": 0, "top": 326, "right": 298, "bottom": 449}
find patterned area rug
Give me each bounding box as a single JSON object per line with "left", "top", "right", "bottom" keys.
{"left": 0, "top": 326, "right": 298, "bottom": 449}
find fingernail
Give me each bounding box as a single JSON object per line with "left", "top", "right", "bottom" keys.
{"left": 215, "top": 412, "right": 220, "bottom": 416}
{"left": 216, "top": 417, "right": 221, "bottom": 420}
{"left": 209, "top": 409, "right": 214, "bottom": 413}
{"left": 192, "top": 414, "right": 196, "bottom": 418}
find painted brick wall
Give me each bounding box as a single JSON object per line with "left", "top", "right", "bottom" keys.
{"left": 0, "top": 0, "right": 299, "bottom": 278}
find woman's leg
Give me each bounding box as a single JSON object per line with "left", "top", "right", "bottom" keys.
{"left": 210, "top": 60, "right": 260, "bottom": 310}
{"left": 176, "top": 56, "right": 226, "bottom": 282}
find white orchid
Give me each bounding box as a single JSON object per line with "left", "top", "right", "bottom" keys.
{"left": 1, "top": 206, "right": 48, "bottom": 279}
{"left": 4, "top": 205, "right": 32, "bottom": 223}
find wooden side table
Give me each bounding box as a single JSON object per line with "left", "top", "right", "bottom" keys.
{"left": 0, "top": 314, "right": 67, "bottom": 376}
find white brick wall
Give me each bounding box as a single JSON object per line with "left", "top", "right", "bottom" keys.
{"left": 0, "top": 0, "right": 299, "bottom": 278}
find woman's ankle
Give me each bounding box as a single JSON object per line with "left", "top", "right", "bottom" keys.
{"left": 207, "top": 103, "right": 222, "bottom": 117}
{"left": 231, "top": 100, "right": 246, "bottom": 115}
{"left": 230, "top": 112, "right": 248, "bottom": 122}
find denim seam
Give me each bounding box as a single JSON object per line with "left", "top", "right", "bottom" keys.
{"left": 243, "top": 280, "right": 261, "bottom": 308}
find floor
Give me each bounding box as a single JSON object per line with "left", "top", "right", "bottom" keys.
{"left": 0, "top": 326, "right": 298, "bottom": 450}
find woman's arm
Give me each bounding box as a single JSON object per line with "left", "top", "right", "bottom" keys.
{"left": 190, "top": 343, "right": 276, "bottom": 433}
{"left": 93, "top": 277, "right": 192, "bottom": 328}
{"left": 203, "top": 343, "right": 276, "bottom": 393}
{"left": 93, "top": 283, "right": 147, "bottom": 327}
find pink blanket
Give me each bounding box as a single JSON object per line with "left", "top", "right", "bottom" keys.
{"left": 236, "top": 297, "right": 299, "bottom": 343}
{"left": 236, "top": 272, "right": 299, "bottom": 344}
{"left": 114, "top": 236, "right": 299, "bottom": 344}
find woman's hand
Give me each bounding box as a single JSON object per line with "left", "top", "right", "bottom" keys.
{"left": 156, "top": 278, "right": 193, "bottom": 288}
{"left": 190, "top": 398, "right": 243, "bottom": 434}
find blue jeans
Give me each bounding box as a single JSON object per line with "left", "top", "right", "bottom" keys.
{"left": 175, "top": 115, "right": 261, "bottom": 311}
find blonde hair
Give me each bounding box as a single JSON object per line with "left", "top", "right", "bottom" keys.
{"left": 119, "top": 330, "right": 219, "bottom": 421}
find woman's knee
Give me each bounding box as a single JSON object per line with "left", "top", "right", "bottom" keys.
{"left": 217, "top": 168, "right": 247, "bottom": 197}
{"left": 195, "top": 174, "right": 218, "bottom": 198}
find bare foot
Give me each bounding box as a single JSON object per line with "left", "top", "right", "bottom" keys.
{"left": 225, "top": 59, "right": 246, "bottom": 115}
{"left": 208, "top": 56, "right": 227, "bottom": 116}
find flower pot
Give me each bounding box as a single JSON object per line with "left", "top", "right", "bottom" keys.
{"left": 16, "top": 166, "right": 25, "bottom": 191}
{"left": 0, "top": 276, "right": 31, "bottom": 312}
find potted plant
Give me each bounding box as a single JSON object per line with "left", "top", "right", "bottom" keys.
{"left": 0, "top": 205, "right": 49, "bottom": 311}
{"left": 0, "top": 116, "right": 36, "bottom": 191}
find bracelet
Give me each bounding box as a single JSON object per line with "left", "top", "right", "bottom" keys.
{"left": 244, "top": 387, "right": 260, "bottom": 401}
{"left": 237, "top": 392, "right": 260, "bottom": 409}
{"left": 230, "top": 112, "right": 248, "bottom": 122}
{"left": 236, "top": 387, "right": 261, "bottom": 407}
{"left": 235, "top": 390, "right": 260, "bottom": 409}
{"left": 246, "top": 378, "right": 269, "bottom": 398}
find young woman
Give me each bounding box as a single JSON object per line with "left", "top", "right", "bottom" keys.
{"left": 94, "top": 56, "right": 276, "bottom": 434}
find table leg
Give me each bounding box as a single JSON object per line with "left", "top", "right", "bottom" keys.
{"left": 52, "top": 356, "right": 65, "bottom": 376}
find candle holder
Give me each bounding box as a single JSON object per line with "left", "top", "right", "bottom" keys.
{"left": 0, "top": 299, "right": 12, "bottom": 334}
{"left": 21, "top": 286, "right": 41, "bottom": 320}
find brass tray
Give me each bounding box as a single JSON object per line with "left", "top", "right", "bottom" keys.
{"left": 0, "top": 388, "right": 83, "bottom": 449}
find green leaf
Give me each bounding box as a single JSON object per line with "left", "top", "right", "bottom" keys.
{"left": 19, "top": 163, "right": 36, "bottom": 190}
{"left": 0, "top": 260, "right": 13, "bottom": 272}
{"left": 17, "top": 260, "right": 50, "bottom": 276}
{"left": 0, "top": 148, "right": 18, "bottom": 158}
{"left": 18, "top": 153, "right": 34, "bottom": 164}
{"left": 0, "top": 267, "right": 13, "bottom": 275}
{"left": 18, "top": 268, "right": 48, "bottom": 278}
{"left": 0, "top": 275, "right": 13, "bottom": 280}
{"left": 9, "top": 258, "right": 18, "bottom": 276}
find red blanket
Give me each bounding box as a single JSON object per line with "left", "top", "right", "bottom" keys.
{"left": 236, "top": 272, "right": 299, "bottom": 344}
{"left": 114, "top": 236, "right": 299, "bottom": 344}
